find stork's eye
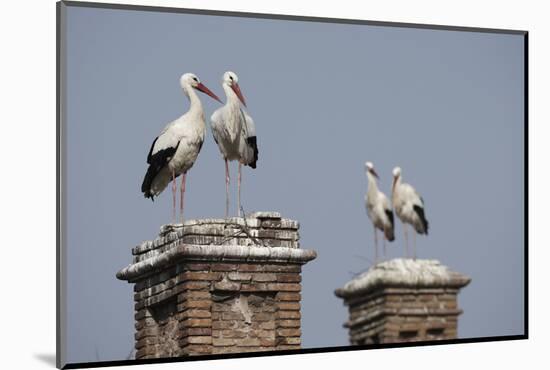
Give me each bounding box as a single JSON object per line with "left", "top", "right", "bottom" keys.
{"left": 229, "top": 76, "right": 233, "bottom": 81}
{"left": 193, "top": 77, "right": 198, "bottom": 82}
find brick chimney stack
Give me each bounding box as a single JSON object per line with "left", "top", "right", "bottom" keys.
{"left": 335, "top": 259, "right": 470, "bottom": 345}
{"left": 117, "top": 212, "right": 316, "bottom": 358}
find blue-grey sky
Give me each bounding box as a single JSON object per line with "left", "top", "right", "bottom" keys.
{"left": 65, "top": 5, "right": 524, "bottom": 363}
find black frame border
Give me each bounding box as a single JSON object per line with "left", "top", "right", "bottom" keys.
{"left": 56, "top": 1, "right": 529, "bottom": 369}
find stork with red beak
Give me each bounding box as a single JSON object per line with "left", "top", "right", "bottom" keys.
{"left": 391, "top": 166, "right": 429, "bottom": 259}
{"left": 141, "top": 73, "right": 222, "bottom": 223}
{"left": 365, "top": 162, "right": 395, "bottom": 262}
{"left": 211, "top": 71, "right": 258, "bottom": 218}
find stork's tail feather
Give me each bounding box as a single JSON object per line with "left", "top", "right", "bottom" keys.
{"left": 384, "top": 209, "right": 395, "bottom": 241}
{"left": 141, "top": 165, "right": 156, "bottom": 201}
{"left": 384, "top": 226, "right": 395, "bottom": 242}
{"left": 246, "top": 136, "right": 258, "bottom": 169}
{"left": 413, "top": 205, "right": 429, "bottom": 235}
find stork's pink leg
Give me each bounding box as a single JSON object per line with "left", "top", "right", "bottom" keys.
{"left": 171, "top": 169, "right": 176, "bottom": 224}
{"left": 403, "top": 223, "right": 409, "bottom": 258}
{"left": 180, "top": 173, "right": 186, "bottom": 224}
{"left": 373, "top": 225, "right": 378, "bottom": 264}
{"left": 238, "top": 163, "right": 242, "bottom": 218}
{"left": 225, "top": 159, "right": 230, "bottom": 218}
{"left": 413, "top": 230, "right": 417, "bottom": 260}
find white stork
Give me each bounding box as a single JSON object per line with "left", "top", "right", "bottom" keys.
{"left": 391, "top": 166, "right": 429, "bottom": 259}
{"left": 141, "top": 73, "right": 221, "bottom": 223}
{"left": 364, "top": 162, "right": 395, "bottom": 262}
{"left": 210, "top": 71, "right": 258, "bottom": 218}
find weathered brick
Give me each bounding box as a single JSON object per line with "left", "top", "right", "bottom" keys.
{"left": 213, "top": 338, "right": 236, "bottom": 346}
{"left": 222, "top": 312, "right": 244, "bottom": 320}
{"left": 278, "top": 319, "right": 301, "bottom": 328}
{"left": 262, "top": 265, "right": 301, "bottom": 273}
{"left": 251, "top": 304, "right": 277, "bottom": 313}
{"left": 238, "top": 264, "right": 265, "bottom": 272}
{"left": 260, "top": 338, "right": 276, "bottom": 347}
{"left": 181, "top": 271, "right": 222, "bottom": 281}
{"left": 277, "top": 337, "right": 301, "bottom": 345}
{"left": 277, "top": 302, "right": 300, "bottom": 311}
{"left": 185, "top": 336, "right": 212, "bottom": 345}
{"left": 177, "top": 300, "right": 212, "bottom": 310}
{"left": 252, "top": 313, "right": 273, "bottom": 321}
{"left": 252, "top": 329, "right": 276, "bottom": 338}
{"left": 240, "top": 283, "right": 268, "bottom": 292}
{"left": 276, "top": 344, "right": 300, "bottom": 350}
{"left": 213, "top": 281, "right": 241, "bottom": 291}
{"left": 185, "top": 263, "right": 211, "bottom": 271}
{"left": 182, "top": 344, "right": 212, "bottom": 354}
{"left": 276, "top": 311, "right": 301, "bottom": 319}
{"left": 276, "top": 292, "right": 301, "bottom": 301}
{"left": 237, "top": 338, "right": 261, "bottom": 347}
{"left": 182, "top": 318, "right": 212, "bottom": 328}
{"left": 180, "top": 290, "right": 211, "bottom": 300}
{"left": 135, "top": 318, "right": 156, "bottom": 330}
{"left": 180, "top": 327, "right": 212, "bottom": 337}
{"left": 276, "top": 274, "right": 302, "bottom": 283}
{"left": 212, "top": 320, "right": 234, "bottom": 330}
{"left": 179, "top": 281, "right": 211, "bottom": 290}
{"left": 181, "top": 309, "right": 211, "bottom": 319}
{"left": 211, "top": 263, "right": 239, "bottom": 271}
{"left": 222, "top": 329, "right": 248, "bottom": 338}
{"left": 227, "top": 272, "right": 252, "bottom": 281}
{"left": 135, "top": 327, "right": 158, "bottom": 340}
{"left": 277, "top": 328, "right": 301, "bottom": 337}
{"left": 252, "top": 273, "right": 278, "bottom": 282}
{"left": 267, "top": 283, "right": 301, "bottom": 292}
{"left": 135, "top": 337, "right": 158, "bottom": 349}
{"left": 259, "top": 321, "right": 277, "bottom": 330}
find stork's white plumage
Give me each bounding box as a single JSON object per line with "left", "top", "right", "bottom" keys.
{"left": 391, "top": 166, "right": 429, "bottom": 259}
{"left": 210, "top": 71, "right": 258, "bottom": 217}
{"left": 364, "top": 162, "right": 395, "bottom": 262}
{"left": 141, "top": 73, "right": 221, "bottom": 223}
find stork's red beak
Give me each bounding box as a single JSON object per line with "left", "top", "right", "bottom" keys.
{"left": 231, "top": 82, "right": 247, "bottom": 107}
{"left": 195, "top": 82, "right": 222, "bottom": 103}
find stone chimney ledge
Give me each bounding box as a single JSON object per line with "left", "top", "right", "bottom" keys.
{"left": 335, "top": 259, "right": 471, "bottom": 299}
{"left": 117, "top": 244, "right": 317, "bottom": 282}
{"left": 117, "top": 212, "right": 316, "bottom": 283}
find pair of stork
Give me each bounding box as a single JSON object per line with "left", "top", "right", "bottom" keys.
{"left": 140, "top": 72, "right": 256, "bottom": 223}
{"left": 364, "top": 162, "right": 429, "bottom": 262}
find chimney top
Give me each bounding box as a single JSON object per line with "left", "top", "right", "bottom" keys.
{"left": 335, "top": 258, "right": 471, "bottom": 299}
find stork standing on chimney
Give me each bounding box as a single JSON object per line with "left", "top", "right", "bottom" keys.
{"left": 364, "top": 162, "right": 395, "bottom": 262}
{"left": 391, "top": 166, "right": 429, "bottom": 259}
{"left": 141, "top": 73, "right": 222, "bottom": 223}
{"left": 211, "top": 71, "right": 258, "bottom": 218}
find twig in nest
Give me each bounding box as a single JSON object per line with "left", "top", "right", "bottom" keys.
{"left": 218, "top": 206, "right": 266, "bottom": 247}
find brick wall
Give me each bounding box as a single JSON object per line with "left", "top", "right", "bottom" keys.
{"left": 118, "top": 212, "right": 316, "bottom": 359}
{"left": 335, "top": 259, "right": 470, "bottom": 345}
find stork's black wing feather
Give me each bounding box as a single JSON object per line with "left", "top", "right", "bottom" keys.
{"left": 413, "top": 204, "right": 429, "bottom": 235}
{"left": 385, "top": 209, "right": 394, "bottom": 228}
{"left": 245, "top": 136, "right": 258, "bottom": 169}
{"left": 141, "top": 140, "right": 179, "bottom": 200}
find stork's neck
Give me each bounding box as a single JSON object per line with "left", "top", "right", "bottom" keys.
{"left": 392, "top": 175, "right": 402, "bottom": 198}
{"left": 223, "top": 83, "right": 241, "bottom": 108}
{"left": 183, "top": 85, "right": 204, "bottom": 117}
{"left": 366, "top": 172, "right": 379, "bottom": 194}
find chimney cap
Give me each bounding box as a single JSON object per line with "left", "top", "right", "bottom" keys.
{"left": 335, "top": 258, "right": 471, "bottom": 299}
